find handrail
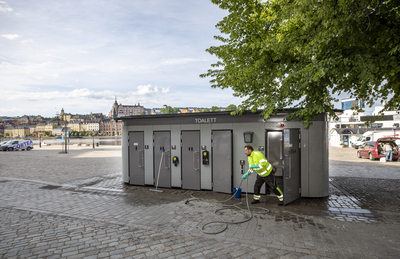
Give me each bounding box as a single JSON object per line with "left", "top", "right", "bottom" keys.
{"left": 138, "top": 150, "right": 144, "bottom": 168}
{"left": 164, "top": 151, "right": 170, "bottom": 169}
{"left": 193, "top": 151, "right": 199, "bottom": 170}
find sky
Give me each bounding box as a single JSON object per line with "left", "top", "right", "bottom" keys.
{"left": 0, "top": 0, "right": 244, "bottom": 117}
{"left": 0, "top": 0, "right": 376, "bottom": 118}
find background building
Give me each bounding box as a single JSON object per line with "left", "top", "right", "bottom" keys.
{"left": 108, "top": 98, "right": 147, "bottom": 118}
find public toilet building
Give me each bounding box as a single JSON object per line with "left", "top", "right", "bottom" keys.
{"left": 121, "top": 110, "right": 329, "bottom": 205}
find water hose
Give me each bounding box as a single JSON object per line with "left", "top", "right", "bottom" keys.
{"left": 186, "top": 177, "right": 270, "bottom": 235}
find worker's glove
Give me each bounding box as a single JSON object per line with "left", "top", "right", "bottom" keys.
{"left": 250, "top": 165, "right": 260, "bottom": 169}
{"left": 242, "top": 170, "right": 251, "bottom": 179}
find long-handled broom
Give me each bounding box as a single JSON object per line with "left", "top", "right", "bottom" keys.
{"left": 150, "top": 148, "right": 164, "bottom": 192}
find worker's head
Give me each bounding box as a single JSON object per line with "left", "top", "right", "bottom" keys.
{"left": 244, "top": 145, "right": 253, "bottom": 156}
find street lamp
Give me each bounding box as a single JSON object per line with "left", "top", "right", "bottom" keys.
{"left": 92, "top": 130, "right": 95, "bottom": 148}
{"left": 393, "top": 123, "right": 399, "bottom": 137}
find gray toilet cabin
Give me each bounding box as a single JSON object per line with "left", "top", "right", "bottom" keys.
{"left": 121, "top": 110, "right": 329, "bottom": 205}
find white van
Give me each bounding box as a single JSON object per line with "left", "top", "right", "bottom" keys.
{"left": 1, "top": 140, "right": 34, "bottom": 151}
{"left": 351, "top": 131, "right": 397, "bottom": 149}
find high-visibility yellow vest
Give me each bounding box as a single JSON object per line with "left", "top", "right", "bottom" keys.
{"left": 248, "top": 151, "right": 273, "bottom": 177}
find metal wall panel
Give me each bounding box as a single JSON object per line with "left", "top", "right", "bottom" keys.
{"left": 122, "top": 126, "right": 129, "bottom": 183}
{"left": 200, "top": 124, "right": 212, "bottom": 190}
{"left": 143, "top": 126, "right": 154, "bottom": 185}
{"left": 307, "top": 121, "right": 329, "bottom": 197}
{"left": 170, "top": 125, "right": 181, "bottom": 188}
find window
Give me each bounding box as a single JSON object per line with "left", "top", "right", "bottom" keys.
{"left": 369, "top": 123, "right": 383, "bottom": 128}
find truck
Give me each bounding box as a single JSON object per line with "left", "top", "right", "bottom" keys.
{"left": 1, "top": 140, "right": 34, "bottom": 151}
{"left": 351, "top": 131, "right": 397, "bottom": 149}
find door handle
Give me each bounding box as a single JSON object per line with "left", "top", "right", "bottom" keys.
{"left": 284, "top": 154, "right": 291, "bottom": 179}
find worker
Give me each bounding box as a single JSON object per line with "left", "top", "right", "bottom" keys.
{"left": 242, "top": 145, "right": 284, "bottom": 205}
{"left": 383, "top": 143, "right": 393, "bottom": 161}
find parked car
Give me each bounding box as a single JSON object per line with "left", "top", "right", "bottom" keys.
{"left": 357, "top": 137, "right": 400, "bottom": 161}
{"left": 1, "top": 140, "right": 34, "bottom": 151}
{"left": 0, "top": 141, "right": 8, "bottom": 151}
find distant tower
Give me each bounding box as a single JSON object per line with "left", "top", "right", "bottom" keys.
{"left": 60, "top": 108, "right": 65, "bottom": 120}
{"left": 109, "top": 97, "right": 120, "bottom": 118}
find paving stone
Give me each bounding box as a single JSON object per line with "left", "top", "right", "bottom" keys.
{"left": 0, "top": 147, "right": 399, "bottom": 259}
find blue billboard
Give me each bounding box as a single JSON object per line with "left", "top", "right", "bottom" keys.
{"left": 341, "top": 99, "right": 365, "bottom": 110}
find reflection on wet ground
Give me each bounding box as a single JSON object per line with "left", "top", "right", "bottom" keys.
{"left": 55, "top": 173, "right": 400, "bottom": 225}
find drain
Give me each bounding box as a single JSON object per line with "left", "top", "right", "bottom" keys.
{"left": 40, "top": 185, "right": 61, "bottom": 190}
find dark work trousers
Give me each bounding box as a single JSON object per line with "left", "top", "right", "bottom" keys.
{"left": 254, "top": 173, "right": 281, "bottom": 197}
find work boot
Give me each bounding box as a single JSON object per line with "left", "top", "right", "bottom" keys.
{"left": 251, "top": 199, "right": 260, "bottom": 204}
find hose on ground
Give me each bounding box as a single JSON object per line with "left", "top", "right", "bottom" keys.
{"left": 186, "top": 177, "right": 270, "bottom": 235}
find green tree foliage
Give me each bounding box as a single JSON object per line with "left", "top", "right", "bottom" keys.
{"left": 201, "top": 0, "right": 400, "bottom": 127}
{"left": 211, "top": 106, "right": 221, "bottom": 112}
{"left": 161, "top": 106, "right": 180, "bottom": 114}
{"left": 203, "top": 108, "right": 210, "bottom": 112}
{"left": 140, "top": 111, "right": 146, "bottom": 115}
{"left": 226, "top": 104, "right": 237, "bottom": 112}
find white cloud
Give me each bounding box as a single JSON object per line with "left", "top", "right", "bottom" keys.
{"left": 1, "top": 34, "right": 21, "bottom": 40}
{"left": 21, "top": 39, "right": 33, "bottom": 44}
{"left": 0, "top": 1, "right": 12, "bottom": 12}
{"left": 136, "top": 84, "right": 170, "bottom": 95}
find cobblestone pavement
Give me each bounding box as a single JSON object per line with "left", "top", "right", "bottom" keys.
{"left": 0, "top": 146, "right": 122, "bottom": 184}
{"left": 0, "top": 146, "right": 399, "bottom": 258}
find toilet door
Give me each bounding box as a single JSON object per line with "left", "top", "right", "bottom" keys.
{"left": 181, "top": 131, "right": 201, "bottom": 190}
{"left": 153, "top": 131, "right": 171, "bottom": 188}
{"left": 128, "top": 131, "right": 145, "bottom": 185}
{"left": 212, "top": 130, "right": 232, "bottom": 193}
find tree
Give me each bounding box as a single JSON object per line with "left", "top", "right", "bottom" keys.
{"left": 161, "top": 106, "right": 180, "bottom": 114}
{"left": 201, "top": 0, "right": 400, "bottom": 127}
{"left": 140, "top": 111, "right": 146, "bottom": 115}
{"left": 226, "top": 104, "right": 237, "bottom": 112}
{"left": 203, "top": 108, "right": 210, "bottom": 112}
{"left": 211, "top": 106, "right": 221, "bottom": 112}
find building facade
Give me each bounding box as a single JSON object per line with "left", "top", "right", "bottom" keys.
{"left": 108, "top": 99, "right": 147, "bottom": 118}
{"left": 87, "top": 120, "right": 100, "bottom": 133}
{"left": 328, "top": 98, "right": 400, "bottom": 147}
{"left": 5, "top": 126, "right": 30, "bottom": 137}
{"left": 35, "top": 123, "right": 53, "bottom": 135}
{"left": 100, "top": 118, "right": 122, "bottom": 136}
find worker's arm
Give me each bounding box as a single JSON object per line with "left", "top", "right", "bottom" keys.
{"left": 242, "top": 170, "right": 252, "bottom": 179}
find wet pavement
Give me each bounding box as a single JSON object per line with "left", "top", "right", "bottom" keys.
{"left": 0, "top": 146, "right": 399, "bottom": 258}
